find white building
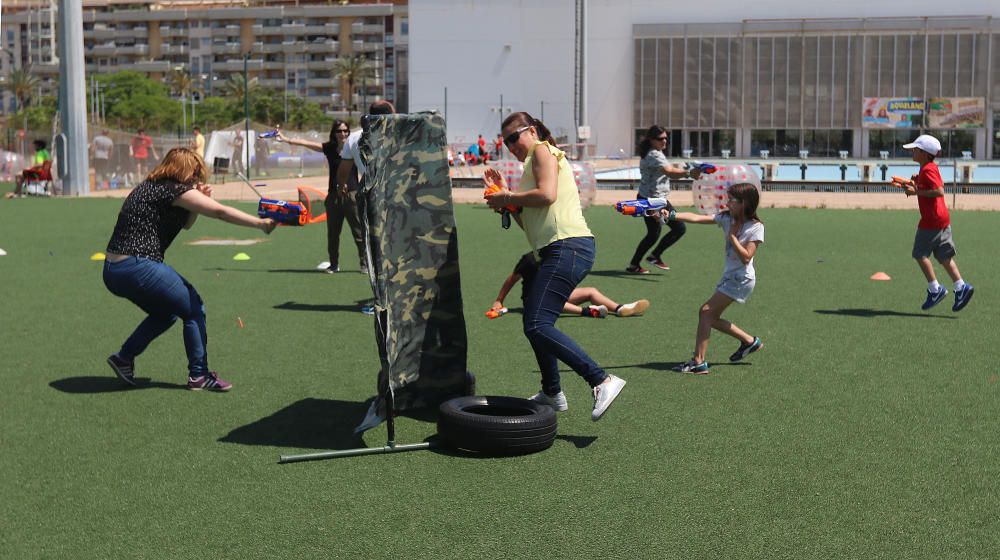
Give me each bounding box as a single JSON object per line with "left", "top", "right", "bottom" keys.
{"left": 409, "top": 0, "right": 1000, "bottom": 159}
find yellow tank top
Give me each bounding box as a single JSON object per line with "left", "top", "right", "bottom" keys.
{"left": 519, "top": 141, "right": 593, "bottom": 251}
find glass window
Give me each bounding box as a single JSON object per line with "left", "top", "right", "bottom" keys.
{"left": 803, "top": 130, "right": 852, "bottom": 158}
{"left": 773, "top": 130, "right": 800, "bottom": 157}
{"left": 994, "top": 115, "right": 1000, "bottom": 160}
{"left": 401, "top": 19, "right": 408, "bottom": 36}
{"left": 869, "top": 129, "right": 917, "bottom": 158}
{"left": 928, "top": 129, "right": 976, "bottom": 159}
{"left": 750, "top": 130, "right": 775, "bottom": 156}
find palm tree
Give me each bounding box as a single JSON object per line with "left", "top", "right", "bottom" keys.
{"left": 166, "top": 68, "right": 193, "bottom": 99}
{"left": 331, "top": 54, "right": 374, "bottom": 117}
{"left": 5, "top": 65, "right": 40, "bottom": 111}
{"left": 217, "top": 74, "right": 258, "bottom": 101}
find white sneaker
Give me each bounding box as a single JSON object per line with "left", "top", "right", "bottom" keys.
{"left": 528, "top": 390, "right": 568, "bottom": 412}
{"left": 586, "top": 305, "right": 608, "bottom": 318}
{"left": 591, "top": 374, "right": 626, "bottom": 421}
{"left": 616, "top": 299, "right": 650, "bottom": 317}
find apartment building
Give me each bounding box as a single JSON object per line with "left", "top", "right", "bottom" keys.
{"left": 0, "top": 0, "right": 409, "bottom": 114}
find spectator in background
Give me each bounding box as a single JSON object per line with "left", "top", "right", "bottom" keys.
{"left": 467, "top": 142, "right": 481, "bottom": 165}
{"left": 337, "top": 100, "right": 396, "bottom": 191}
{"left": 91, "top": 129, "right": 114, "bottom": 187}
{"left": 478, "top": 134, "right": 487, "bottom": 156}
{"left": 231, "top": 130, "right": 245, "bottom": 177}
{"left": 254, "top": 131, "right": 271, "bottom": 177}
{"left": 494, "top": 134, "right": 503, "bottom": 158}
{"left": 10, "top": 139, "right": 52, "bottom": 197}
{"left": 190, "top": 126, "right": 205, "bottom": 159}
{"left": 130, "top": 128, "right": 158, "bottom": 180}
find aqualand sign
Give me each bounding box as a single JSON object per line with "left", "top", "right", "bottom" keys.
{"left": 862, "top": 97, "right": 924, "bottom": 128}
{"left": 862, "top": 97, "right": 985, "bottom": 129}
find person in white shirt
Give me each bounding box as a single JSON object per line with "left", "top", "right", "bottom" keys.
{"left": 336, "top": 100, "right": 395, "bottom": 191}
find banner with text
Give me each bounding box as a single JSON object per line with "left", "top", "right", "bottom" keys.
{"left": 927, "top": 97, "right": 985, "bottom": 129}
{"left": 862, "top": 97, "right": 924, "bottom": 128}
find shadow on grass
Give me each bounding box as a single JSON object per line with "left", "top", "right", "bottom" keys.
{"left": 273, "top": 300, "right": 372, "bottom": 313}
{"left": 220, "top": 397, "right": 370, "bottom": 450}
{"left": 587, "top": 270, "right": 658, "bottom": 281}
{"left": 49, "top": 376, "right": 186, "bottom": 393}
{"left": 220, "top": 398, "right": 438, "bottom": 451}
{"left": 814, "top": 308, "right": 956, "bottom": 319}
{"left": 602, "top": 361, "right": 753, "bottom": 372}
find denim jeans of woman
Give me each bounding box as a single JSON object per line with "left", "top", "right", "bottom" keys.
{"left": 523, "top": 236, "right": 607, "bottom": 395}
{"left": 103, "top": 256, "right": 209, "bottom": 376}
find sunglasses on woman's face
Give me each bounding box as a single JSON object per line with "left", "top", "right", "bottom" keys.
{"left": 336, "top": 129, "right": 350, "bottom": 134}
{"left": 656, "top": 136, "right": 668, "bottom": 141}
{"left": 504, "top": 126, "right": 531, "bottom": 148}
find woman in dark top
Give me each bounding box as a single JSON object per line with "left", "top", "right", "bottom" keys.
{"left": 103, "top": 147, "right": 276, "bottom": 391}
{"left": 277, "top": 121, "right": 365, "bottom": 273}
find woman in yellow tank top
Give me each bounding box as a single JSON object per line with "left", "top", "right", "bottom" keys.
{"left": 485, "top": 112, "right": 626, "bottom": 422}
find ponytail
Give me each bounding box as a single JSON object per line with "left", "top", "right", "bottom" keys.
{"left": 502, "top": 111, "right": 554, "bottom": 144}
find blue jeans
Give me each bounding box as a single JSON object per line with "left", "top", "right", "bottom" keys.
{"left": 523, "top": 236, "right": 607, "bottom": 395}
{"left": 103, "top": 257, "right": 209, "bottom": 377}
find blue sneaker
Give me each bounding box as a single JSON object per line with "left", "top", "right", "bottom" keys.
{"left": 952, "top": 284, "right": 974, "bottom": 312}
{"left": 730, "top": 336, "right": 763, "bottom": 362}
{"left": 921, "top": 287, "right": 948, "bottom": 311}
{"left": 360, "top": 304, "right": 375, "bottom": 315}
{"left": 671, "top": 359, "right": 710, "bottom": 374}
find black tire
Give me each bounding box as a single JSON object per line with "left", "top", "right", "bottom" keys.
{"left": 437, "top": 396, "right": 557, "bottom": 455}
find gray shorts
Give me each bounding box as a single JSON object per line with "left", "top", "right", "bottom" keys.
{"left": 716, "top": 273, "right": 756, "bottom": 304}
{"left": 912, "top": 226, "right": 956, "bottom": 261}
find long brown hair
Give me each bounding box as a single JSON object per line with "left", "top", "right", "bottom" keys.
{"left": 727, "top": 182, "right": 761, "bottom": 222}
{"left": 147, "top": 147, "right": 208, "bottom": 185}
{"left": 502, "top": 112, "right": 554, "bottom": 144}
{"left": 639, "top": 125, "right": 667, "bottom": 158}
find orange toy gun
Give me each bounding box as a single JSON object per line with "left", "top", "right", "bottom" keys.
{"left": 483, "top": 168, "right": 519, "bottom": 230}
{"left": 485, "top": 307, "right": 509, "bottom": 319}
{"left": 890, "top": 175, "right": 914, "bottom": 188}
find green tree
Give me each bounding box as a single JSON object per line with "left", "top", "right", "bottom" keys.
{"left": 194, "top": 97, "right": 238, "bottom": 130}
{"left": 217, "top": 74, "right": 259, "bottom": 103}
{"left": 331, "top": 55, "right": 374, "bottom": 117}
{"left": 5, "top": 65, "right": 41, "bottom": 111}
{"left": 250, "top": 89, "right": 285, "bottom": 126}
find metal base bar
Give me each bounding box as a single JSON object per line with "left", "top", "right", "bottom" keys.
{"left": 278, "top": 441, "right": 435, "bottom": 464}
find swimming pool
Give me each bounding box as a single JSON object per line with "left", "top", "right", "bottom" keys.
{"left": 595, "top": 162, "right": 1000, "bottom": 183}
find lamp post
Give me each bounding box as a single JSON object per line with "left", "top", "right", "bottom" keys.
{"left": 243, "top": 51, "right": 251, "bottom": 180}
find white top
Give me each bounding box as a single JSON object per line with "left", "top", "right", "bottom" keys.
{"left": 638, "top": 149, "right": 670, "bottom": 198}
{"left": 715, "top": 212, "right": 764, "bottom": 279}
{"left": 339, "top": 129, "right": 365, "bottom": 177}
{"left": 92, "top": 135, "right": 114, "bottom": 160}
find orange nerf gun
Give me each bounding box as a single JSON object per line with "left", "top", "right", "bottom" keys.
{"left": 483, "top": 169, "right": 519, "bottom": 229}
{"left": 890, "top": 175, "right": 914, "bottom": 188}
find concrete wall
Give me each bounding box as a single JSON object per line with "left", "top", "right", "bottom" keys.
{"left": 410, "top": 0, "right": 1000, "bottom": 155}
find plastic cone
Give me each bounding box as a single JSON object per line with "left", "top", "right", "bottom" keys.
{"left": 233, "top": 253, "right": 251, "bottom": 261}
{"left": 870, "top": 272, "right": 891, "bottom": 281}
{"left": 90, "top": 252, "right": 106, "bottom": 261}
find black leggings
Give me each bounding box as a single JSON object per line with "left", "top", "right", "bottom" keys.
{"left": 629, "top": 198, "right": 686, "bottom": 266}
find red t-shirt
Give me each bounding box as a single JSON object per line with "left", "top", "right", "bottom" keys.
{"left": 132, "top": 135, "right": 152, "bottom": 159}
{"left": 916, "top": 161, "right": 949, "bottom": 230}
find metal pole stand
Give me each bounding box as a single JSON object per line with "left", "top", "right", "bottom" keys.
{"left": 278, "top": 388, "right": 437, "bottom": 464}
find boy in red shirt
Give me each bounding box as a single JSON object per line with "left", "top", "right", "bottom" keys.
{"left": 901, "top": 134, "right": 974, "bottom": 312}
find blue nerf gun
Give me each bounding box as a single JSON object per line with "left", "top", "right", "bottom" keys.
{"left": 615, "top": 197, "right": 669, "bottom": 218}
{"left": 686, "top": 161, "right": 718, "bottom": 175}
{"left": 258, "top": 129, "right": 280, "bottom": 139}
{"left": 258, "top": 198, "right": 308, "bottom": 226}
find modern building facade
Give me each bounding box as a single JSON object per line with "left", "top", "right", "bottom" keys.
{"left": 634, "top": 17, "right": 1000, "bottom": 159}
{"left": 0, "top": 0, "right": 408, "bottom": 115}
{"left": 410, "top": 0, "right": 1000, "bottom": 159}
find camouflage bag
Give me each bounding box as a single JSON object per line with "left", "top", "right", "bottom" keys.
{"left": 357, "top": 112, "right": 471, "bottom": 415}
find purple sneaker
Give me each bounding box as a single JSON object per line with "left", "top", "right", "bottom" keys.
{"left": 187, "top": 371, "right": 233, "bottom": 392}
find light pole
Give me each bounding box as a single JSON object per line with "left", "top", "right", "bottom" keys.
{"left": 244, "top": 51, "right": 251, "bottom": 180}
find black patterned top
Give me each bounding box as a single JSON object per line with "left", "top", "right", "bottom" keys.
{"left": 106, "top": 180, "right": 194, "bottom": 262}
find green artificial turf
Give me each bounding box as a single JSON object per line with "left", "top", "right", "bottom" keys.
{"left": 1, "top": 197, "right": 997, "bottom": 559}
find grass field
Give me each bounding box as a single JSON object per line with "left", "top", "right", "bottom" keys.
{"left": 1, "top": 196, "right": 998, "bottom": 559}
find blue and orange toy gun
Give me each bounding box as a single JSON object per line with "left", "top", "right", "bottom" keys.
{"left": 258, "top": 198, "right": 308, "bottom": 226}
{"left": 258, "top": 129, "right": 280, "bottom": 139}
{"left": 686, "top": 161, "right": 719, "bottom": 175}
{"left": 615, "top": 197, "right": 668, "bottom": 218}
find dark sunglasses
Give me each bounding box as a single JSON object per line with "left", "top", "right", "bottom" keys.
{"left": 336, "top": 129, "right": 350, "bottom": 134}
{"left": 656, "top": 136, "right": 668, "bottom": 141}
{"left": 504, "top": 126, "right": 531, "bottom": 147}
